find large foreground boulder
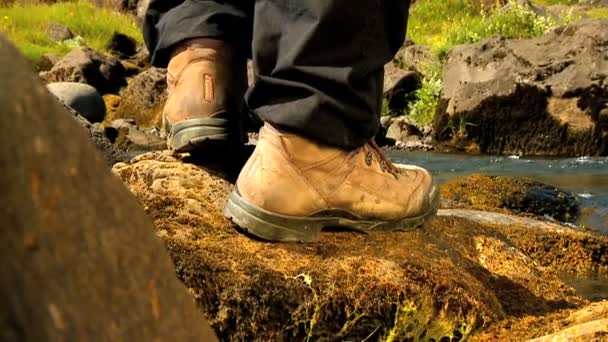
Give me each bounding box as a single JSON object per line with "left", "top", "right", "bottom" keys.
{"left": 434, "top": 19, "right": 608, "bottom": 156}
{"left": 0, "top": 34, "right": 217, "bottom": 341}
{"left": 112, "top": 151, "right": 608, "bottom": 340}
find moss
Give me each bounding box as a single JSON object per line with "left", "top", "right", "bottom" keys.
{"left": 440, "top": 174, "right": 581, "bottom": 223}
{"left": 111, "top": 152, "right": 596, "bottom": 340}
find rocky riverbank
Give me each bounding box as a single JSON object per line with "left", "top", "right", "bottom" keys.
{"left": 37, "top": 12, "right": 608, "bottom": 158}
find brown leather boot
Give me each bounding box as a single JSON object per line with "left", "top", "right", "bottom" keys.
{"left": 163, "top": 39, "right": 247, "bottom": 153}
{"left": 224, "top": 123, "right": 440, "bottom": 242}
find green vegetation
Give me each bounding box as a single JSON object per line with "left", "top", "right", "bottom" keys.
{"left": 407, "top": 0, "right": 580, "bottom": 57}
{"left": 0, "top": 1, "right": 142, "bottom": 63}
{"left": 407, "top": 61, "right": 443, "bottom": 125}
{"left": 534, "top": 0, "right": 577, "bottom": 5}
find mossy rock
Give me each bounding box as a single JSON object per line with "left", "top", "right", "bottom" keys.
{"left": 113, "top": 152, "right": 591, "bottom": 341}
{"left": 440, "top": 174, "right": 580, "bottom": 223}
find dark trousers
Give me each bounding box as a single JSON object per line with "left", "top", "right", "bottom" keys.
{"left": 143, "top": 0, "right": 411, "bottom": 149}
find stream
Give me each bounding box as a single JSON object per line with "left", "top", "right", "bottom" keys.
{"left": 389, "top": 151, "right": 608, "bottom": 302}
{"left": 389, "top": 151, "right": 608, "bottom": 234}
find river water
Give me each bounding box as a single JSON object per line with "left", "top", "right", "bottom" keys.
{"left": 389, "top": 151, "right": 608, "bottom": 234}
{"left": 389, "top": 151, "right": 608, "bottom": 301}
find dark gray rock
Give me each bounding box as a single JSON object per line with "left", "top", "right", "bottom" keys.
{"left": 434, "top": 19, "right": 608, "bottom": 156}
{"left": 46, "top": 46, "right": 127, "bottom": 94}
{"left": 46, "top": 22, "right": 74, "bottom": 42}
{"left": 37, "top": 53, "right": 63, "bottom": 72}
{"left": 106, "top": 32, "right": 137, "bottom": 58}
{"left": 393, "top": 44, "right": 434, "bottom": 75}
{"left": 0, "top": 34, "right": 218, "bottom": 341}
{"left": 61, "top": 97, "right": 126, "bottom": 166}
{"left": 385, "top": 116, "right": 422, "bottom": 142}
{"left": 384, "top": 116, "right": 434, "bottom": 151}
{"left": 383, "top": 64, "right": 421, "bottom": 113}
{"left": 47, "top": 82, "right": 106, "bottom": 123}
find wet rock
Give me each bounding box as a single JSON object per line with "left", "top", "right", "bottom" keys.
{"left": 0, "top": 34, "right": 218, "bottom": 342}
{"left": 47, "top": 82, "right": 106, "bottom": 123}
{"left": 112, "top": 67, "right": 167, "bottom": 127}
{"left": 440, "top": 174, "right": 580, "bottom": 223}
{"left": 46, "top": 46, "right": 127, "bottom": 94}
{"left": 434, "top": 19, "right": 608, "bottom": 156}
{"left": 46, "top": 22, "right": 74, "bottom": 42}
{"left": 112, "top": 151, "right": 587, "bottom": 340}
{"left": 106, "top": 32, "right": 137, "bottom": 58}
{"left": 383, "top": 64, "right": 421, "bottom": 113}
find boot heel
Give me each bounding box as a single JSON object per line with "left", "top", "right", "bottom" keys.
{"left": 168, "top": 117, "right": 237, "bottom": 153}
{"left": 223, "top": 191, "right": 327, "bottom": 242}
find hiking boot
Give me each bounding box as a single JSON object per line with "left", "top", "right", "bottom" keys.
{"left": 163, "top": 39, "right": 247, "bottom": 153}
{"left": 224, "top": 123, "right": 440, "bottom": 242}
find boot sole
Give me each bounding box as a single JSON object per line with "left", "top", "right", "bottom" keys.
{"left": 167, "top": 118, "right": 236, "bottom": 153}
{"left": 223, "top": 186, "right": 441, "bottom": 242}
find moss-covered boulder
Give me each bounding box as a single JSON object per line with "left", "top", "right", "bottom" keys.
{"left": 440, "top": 174, "right": 580, "bottom": 223}
{"left": 112, "top": 151, "right": 606, "bottom": 341}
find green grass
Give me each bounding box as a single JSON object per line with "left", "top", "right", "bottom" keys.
{"left": 0, "top": 1, "right": 142, "bottom": 63}
{"left": 407, "top": 0, "right": 580, "bottom": 58}
{"left": 586, "top": 7, "right": 608, "bottom": 19}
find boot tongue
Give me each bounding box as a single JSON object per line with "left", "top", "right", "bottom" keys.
{"left": 261, "top": 124, "right": 344, "bottom": 167}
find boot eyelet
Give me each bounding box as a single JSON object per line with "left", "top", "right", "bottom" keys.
{"left": 366, "top": 153, "right": 373, "bottom": 166}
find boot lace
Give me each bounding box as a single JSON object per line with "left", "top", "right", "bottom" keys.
{"left": 360, "top": 139, "right": 401, "bottom": 179}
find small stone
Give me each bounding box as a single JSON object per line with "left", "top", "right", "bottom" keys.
{"left": 46, "top": 46, "right": 127, "bottom": 95}
{"left": 386, "top": 115, "right": 423, "bottom": 142}
{"left": 106, "top": 32, "right": 137, "bottom": 58}
{"left": 111, "top": 118, "right": 136, "bottom": 131}
{"left": 383, "top": 64, "right": 421, "bottom": 113}
{"left": 46, "top": 22, "right": 74, "bottom": 42}
{"left": 47, "top": 82, "right": 106, "bottom": 123}
{"left": 113, "top": 67, "right": 167, "bottom": 127}
{"left": 37, "top": 53, "right": 63, "bottom": 72}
